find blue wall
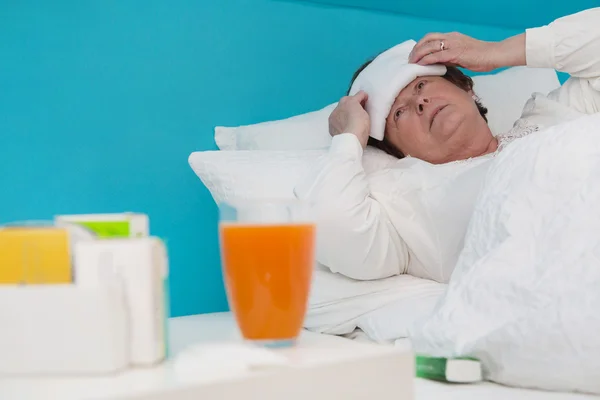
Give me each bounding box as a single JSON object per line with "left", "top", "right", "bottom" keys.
{"left": 0, "top": 0, "right": 518, "bottom": 316}
{"left": 296, "top": 0, "right": 597, "bottom": 29}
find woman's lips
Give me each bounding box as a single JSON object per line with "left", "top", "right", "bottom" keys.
{"left": 430, "top": 105, "right": 448, "bottom": 128}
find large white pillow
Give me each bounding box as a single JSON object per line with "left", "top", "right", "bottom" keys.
{"left": 188, "top": 147, "right": 398, "bottom": 204}
{"left": 472, "top": 66, "right": 560, "bottom": 135}
{"left": 215, "top": 67, "right": 560, "bottom": 150}
{"left": 188, "top": 149, "right": 442, "bottom": 338}
{"left": 214, "top": 103, "right": 337, "bottom": 151}
{"left": 188, "top": 150, "right": 324, "bottom": 203}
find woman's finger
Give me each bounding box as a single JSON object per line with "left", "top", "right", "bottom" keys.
{"left": 414, "top": 32, "right": 446, "bottom": 47}
{"left": 417, "top": 48, "right": 457, "bottom": 66}
{"left": 353, "top": 90, "right": 368, "bottom": 105}
{"left": 411, "top": 32, "right": 445, "bottom": 51}
{"left": 420, "top": 32, "right": 447, "bottom": 44}
{"left": 410, "top": 39, "right": 447, "bottom": 63}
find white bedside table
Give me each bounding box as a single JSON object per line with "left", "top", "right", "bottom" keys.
{"left": 1, "top": 312, "right": 414, "bottom": 400}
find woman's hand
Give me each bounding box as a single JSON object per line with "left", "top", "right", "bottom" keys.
{"left": 329, "top": 91, "right": 371, "bottom": 149}
{"left": 409, "top": 32, "right": 526, "bottom": 72}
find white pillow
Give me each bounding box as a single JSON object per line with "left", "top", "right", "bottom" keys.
{"left": 188, "top": 150, "right": 324, "bottom": 203}
{"left": 215, "top": 103, "right": 337, "bottom": 151}
{"left": 188, "top": 149, "right": 441, "bottom": 338}
{"left": 214, "top": 67, "right": 560, "bottom": 150}
{"left": 472, "top": 66, "right": 560, "bottom": 135}
{"left": 188, "top": 148, "right": 397, "bottom": 204}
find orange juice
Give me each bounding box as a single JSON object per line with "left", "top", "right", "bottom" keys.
{"left": 219, "top": 223, "right": 315, "bottom": 342}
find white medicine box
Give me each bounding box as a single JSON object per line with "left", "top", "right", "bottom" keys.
{"left": 74, "top": 237, "right": 169, "bottom": 366}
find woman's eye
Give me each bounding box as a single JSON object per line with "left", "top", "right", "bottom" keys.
{"left": 417, "top": 81, "right": 425, "bottom": 90}
{"left": 395, "top": 108, "right": 404, "bottom": 119}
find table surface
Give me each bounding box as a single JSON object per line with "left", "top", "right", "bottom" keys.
{"left": 3, "top": 312, "right": 594, "bottom": 400}
{"left": 0, "top": 312, "right": 410, "bottom": 400}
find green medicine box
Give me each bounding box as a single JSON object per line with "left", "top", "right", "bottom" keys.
{"left": 55, "top": 213, "right": 149, "bottom": 239}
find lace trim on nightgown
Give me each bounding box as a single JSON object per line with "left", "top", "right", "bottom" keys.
{"left": 445, "top": 120, "right": 541, "bottom": 165}
{"left": 495, "top": 119, "right": 541, "bottom": 153}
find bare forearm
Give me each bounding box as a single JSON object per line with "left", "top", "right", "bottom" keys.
{"left": 493, "top": 33, "right": 526, "bottom": 69}
{"left": 412, "top": 8, "right": 599, "bottom": 74}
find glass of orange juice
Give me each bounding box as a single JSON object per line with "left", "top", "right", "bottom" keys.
{"left": 219, "top": 199, "right": 315, "bottom": 348}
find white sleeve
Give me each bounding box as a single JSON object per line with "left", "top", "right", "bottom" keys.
{"left": 294, "top": 133, "right": 409, "bottom": 281}
{"left": 526, "top": 8, "right": 600, "bottom": 79}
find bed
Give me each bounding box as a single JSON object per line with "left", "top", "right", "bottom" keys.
{"left": 188, "top": 27, "right": 599, "bottom": 396}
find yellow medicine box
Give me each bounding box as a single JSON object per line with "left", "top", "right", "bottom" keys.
{"left": 0, "top": 227, "right": 72, "bottom": 284}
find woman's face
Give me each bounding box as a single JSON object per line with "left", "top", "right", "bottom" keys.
{"left": 384, "top": 76, "right": 495, "bottom": 164}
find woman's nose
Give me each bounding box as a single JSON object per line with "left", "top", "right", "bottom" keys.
{"left": 416, "top": 97, "right": 430, "bottom": 114}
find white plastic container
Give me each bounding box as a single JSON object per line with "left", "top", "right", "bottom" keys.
{"left": 74, "top": 237, "right": 169, "bottom": 366}
{"left": 0, "top": 284, "right": 128, "bottom": 375}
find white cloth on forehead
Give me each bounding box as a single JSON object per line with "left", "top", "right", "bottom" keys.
{"left": 349, "top": 40, "right": 447, "bottom": 141}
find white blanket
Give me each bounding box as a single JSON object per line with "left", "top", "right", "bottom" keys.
{"left": 305, "top": 265, "right": 445, "bottom": 337}
{"left": 410, "top": 113, "right": 600, "bottom": 395}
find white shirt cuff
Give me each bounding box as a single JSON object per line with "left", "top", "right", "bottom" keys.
{"left": 526, "top": 25, "right": 555, "bottom": 69}
{"left": 329, "top": 133, "right": 364, "bottom": 158}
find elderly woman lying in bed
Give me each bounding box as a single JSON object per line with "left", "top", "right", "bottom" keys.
{"left": 294, "top": 8, "right": 600, "bottom": 282}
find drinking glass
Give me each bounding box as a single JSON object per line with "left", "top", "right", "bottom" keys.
{"left": 219, "top": 199, "right": 315, "bottom": 348}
